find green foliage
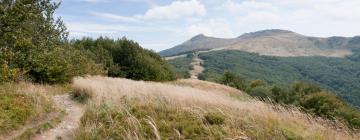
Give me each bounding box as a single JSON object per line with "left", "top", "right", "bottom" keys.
{"left": 167, "top": 54, "right": 193, "bottom": 78}
{"left": 0, "top": 0, "right": 105, "bottom": 84}
{"left": 292, "top": 82, "right": 321, "bottom": 95}
{"left": 204, "top": 113, "right": 225, "bottom": 125}
{"left": 72, "top": 37, "right": 176, "bottom": 81}
{"left": 1, "top": 0, "right": 173, "bottom": 83}
{"left": 0, "top": 94, "right": 34, "bottom": 134}
{"left": 217, "top": 72, "right": 360, "bottom": 129}
{"left": 0, "top": 63, "right": 17, "bottom": 83}
{"left": 300, "top": 92, "right": 344, "bottom": 118}
{"left": 248, "top": 86, "right": 272, "bottom": 99}
{"left": 198, "top": 50, "right": 360, "bottom": 109}
{"left": 219, "top": 71, "right": 247, "bottom": 91}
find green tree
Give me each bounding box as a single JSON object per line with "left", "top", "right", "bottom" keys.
{"left": 71, "top": 37, "right": 176, "bottom": 82}
{"left": 0, "top": 0, "right": 69, "bottom": 82}
{"left": 219, "top": 71, "right": 247, "bottom": 90}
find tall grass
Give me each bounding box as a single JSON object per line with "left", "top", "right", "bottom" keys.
{"left": 73, "top": 76, "right": 359, "bottom": 140}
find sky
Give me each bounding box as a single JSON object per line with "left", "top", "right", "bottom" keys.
{"left": 57, "top": 0, "right": 360, "bottom": 51}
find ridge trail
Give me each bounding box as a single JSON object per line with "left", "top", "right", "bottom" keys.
{"left": 190, "top": 52, "right": 204, "bottom": 79}
{"left": 32, "top": 95, "right": 84, "bottom": 140}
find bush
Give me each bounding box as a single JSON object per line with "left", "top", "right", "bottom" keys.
{"left": 72, "top": 37, "right": 176, "bottom": 82}
{"left": 219, "top": 71, "right": 247, "bottom": 90}
{"left": 300, "top": 92, "right": 360, "bottom": 129}
{"left": 216, "top": 72, "right": 360, "bottom": 129}
{"left": 248, "top": 86, "right": 271, "bottom": 99}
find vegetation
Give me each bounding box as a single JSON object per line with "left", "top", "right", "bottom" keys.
{"left": 72, "top": 76, "right": 359, "bottom": 140}
{"left": 0, "top": 0, "right": 175, "bottom": 84}
{"left": 167, "top": 54, "right": 194, "bottom": 78}
{"left": 195, "top": 50, "right": 360, "bottom": 108}
{"left": 71, "top": 37, "right": 176, "bottom": 81}
{"left": 218, "top": 71, "right": 360, "bottom": 129}
{"left": 0, "top": 0, "right": 104, "bottom": 84}
{"left": 0, "top": 83, "right": 58, "bottom": 136}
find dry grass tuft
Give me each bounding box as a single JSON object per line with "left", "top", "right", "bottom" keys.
{"left": 73, "top": 76, "right": 359, "bottom": 140}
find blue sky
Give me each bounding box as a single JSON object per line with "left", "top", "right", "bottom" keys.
{"left": 57, "top": 0, "right": 360, "bottom": 51}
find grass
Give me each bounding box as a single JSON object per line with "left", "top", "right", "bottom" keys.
{"left": 0, "top": 82, "right": 69, "bottom": 137}
{"left": 72, "top": 76, "right": 360, "bottom": 140}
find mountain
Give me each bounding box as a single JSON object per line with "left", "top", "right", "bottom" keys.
{"left": 165, "top": 29, "right": 360, "bottom": 109}
{"left": 160, "top": 34, "right": 239, "bottom": 56}
{"left": 160, "top": 29, "right": 360, "bottom": 57}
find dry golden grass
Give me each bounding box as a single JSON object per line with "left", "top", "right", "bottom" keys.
{"left": 73, "top": 76, "right": 359, "bottom": 140}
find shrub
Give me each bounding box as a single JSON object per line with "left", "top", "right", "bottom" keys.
{"left": 248, "top": 86, "right": 272, "bottom": 99}
{"left": 300, "top": 92, "right": 360, "bottom": 129}
{"left": 204, "top": 113, "right": 225, "bottom": 125}
{"left": 219, "top": 71, "right": 247, "bottom": 90}
{"left": 72, "top": 37, "right": 176, "bottom": 82}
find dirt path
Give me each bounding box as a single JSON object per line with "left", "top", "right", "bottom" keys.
{"left": 190, "top": 52, "right": 205, "bottom": 79}
{"left": 32, "top": 95, "right": 84, "bottom": 140}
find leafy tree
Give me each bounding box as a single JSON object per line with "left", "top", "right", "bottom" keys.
{"left": 292, "top": 81, "right": 322, "bottom": 95}
{"left": 1, "top": 0, "right": 64, "bottom": 80}
{"left": 214, "top": 72, "right": 360, "bottom": 129}
{"left": 0, "top": 0, "right": 103, "bottom": 83}
{"left": 71, "top": 37, "right": 176, "bottom": 81}
{"left": 219, "top": 71, "right": 247, "bottom": 90}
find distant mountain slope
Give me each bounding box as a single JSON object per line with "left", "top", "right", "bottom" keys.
{"left": 160, "top": 34, "right": 238, "bottom": 56}
{"left": 196, "top": 50, "right": 360, "bottom": 109}
{"left": 160, "top": 29, "right": 360, "bottom": 57}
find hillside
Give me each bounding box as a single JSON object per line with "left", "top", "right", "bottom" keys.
{"left": 71, "top": 76, "right": 359, "bottom": 140}
{"left": 168, "top": 50, "right": 360, "bottom": 109}
{"left": 203, "top": 50, "right": 360, "bottom": 109}
{"left": 160, "top": 29, "right": 360, "bottom": 57}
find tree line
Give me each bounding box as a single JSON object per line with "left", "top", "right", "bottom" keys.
{"left": 0, "top": 0, "right": 175, "bottom": 84}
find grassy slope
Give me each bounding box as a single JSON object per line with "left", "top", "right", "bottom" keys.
{"left": 72, "top": 76, "right": 359, "bottom": 140}
{"left": 0, "top": 83, "right": 69, "bottom": 138}
{"left": 197, "top": 50, "right": 360, "bottom": 108}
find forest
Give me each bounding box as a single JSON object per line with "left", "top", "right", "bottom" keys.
{"left": 197, "top": 50, "right": 360, "bottom": 108}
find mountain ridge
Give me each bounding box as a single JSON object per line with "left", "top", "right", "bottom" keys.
{"left": 160, "top": 29, "right": 360, "bottom": 57}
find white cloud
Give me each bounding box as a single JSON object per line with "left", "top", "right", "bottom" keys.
{"left": 218, "top": 0, "right": 360, "bottom": 37}
{"left": 184, "top": 19, "right": 234, "bottom": 38}
{"left": 137, "top": 0, "right": 206, "bottom": 20}
{"left": 62, "top": 0, "right": 360, "bottom": 50}
{"left": 223, "top": 0, "right": 277, "bottom": 14}
{"left": 91, "top": 12, "right": 139, "bottom": 22}
{"left": 66, "top": 22, "right": 177, "bottom": 34}
{"left": 93, "top": 0, "right": 206, "bottom": 22}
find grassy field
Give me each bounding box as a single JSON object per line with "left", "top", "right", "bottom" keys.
{"left": 0, "top": 83, "right": 69, "bottom": 138}
{"left": 72, "top": 76, "right": 359, "bottom": 140}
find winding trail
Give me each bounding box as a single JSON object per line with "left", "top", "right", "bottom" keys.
{"left": 190, "top": 52, "right": 205, "bottom": 79}
{"left": 32, "top": 95, "right": 84, "bottom": 140}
